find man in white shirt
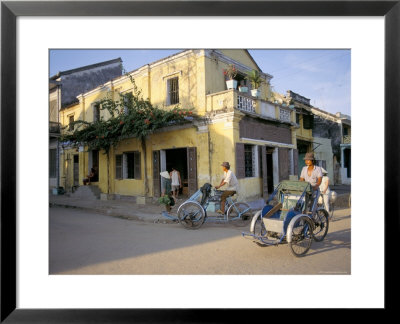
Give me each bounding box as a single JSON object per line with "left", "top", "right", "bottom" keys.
{"left": 319, "top": 168, "right": 331, "bottom": 213}
{"left": 299, "top": 152, "right": 322, "bottom": 190}
{"left": 215, "top": 162, "right": 238, "bottom": 214}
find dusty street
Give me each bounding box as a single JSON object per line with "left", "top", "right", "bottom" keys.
{"left": 49, "top": 206, "right": 351, "bottom": 275}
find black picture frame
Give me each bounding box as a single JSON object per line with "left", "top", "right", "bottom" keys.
{"left": 1, "top": 0, "right": 398, "bottom": 322}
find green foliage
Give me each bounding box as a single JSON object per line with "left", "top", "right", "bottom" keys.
{"left": 158, "top": 195, "right": 171, "bottom": 205}
{"left": 245, "top": 69, "right": 265, "bottom": 89}
{"left": 60, "top": 78, "right": 200, "bottom": 153}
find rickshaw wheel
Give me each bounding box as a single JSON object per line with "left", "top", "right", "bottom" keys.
{"left": 252, "top": 215, "right": 267, "bottom": 237}
{"left": 312, "top": 209, "right": 329, "bottom": 242}
{"left": 177, "top": 201, "right": 205, "bottom": 230}
{"left": 289, "top": 216, "right": 313, "bottom": 257}
{"left": 227, "top": 202, "right": 252, "bottom": 227}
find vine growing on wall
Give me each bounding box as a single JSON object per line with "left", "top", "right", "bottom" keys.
{"left": 60, "top": 76, "right": 201, "bottom": 195}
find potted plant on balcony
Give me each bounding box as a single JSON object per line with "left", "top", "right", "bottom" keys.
{"left": 223, "top": 64, "right": 238, "bottom": 90}
{"left": 238, "top": 82, "right": 248, "bottom": 93}
{"left": 245, "top": 69, "right": 264, "bottom": 98}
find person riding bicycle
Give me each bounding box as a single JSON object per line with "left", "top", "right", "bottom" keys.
{"left": 299, "top": 152, "right": 322, "bottom": 211}
{"left": 215, "top": 162, "right": 238, "bottom": 215}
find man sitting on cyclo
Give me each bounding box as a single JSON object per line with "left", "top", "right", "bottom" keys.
{"left": 215, "top": 162, "right": 238, "bottom": 215}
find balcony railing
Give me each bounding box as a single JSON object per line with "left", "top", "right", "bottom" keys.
{"left": 237, "top": 94, "right": 255, "bottom": 113}
{"left": 343, "top": 135, "right": 351, "bottom": 144}
{"left": 49, "top": 121, "right": 61, "bottom": 134}
{"left": 206, "top": 89, "right": 294, "bottom": 124}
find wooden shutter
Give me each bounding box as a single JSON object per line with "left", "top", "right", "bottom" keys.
{"left": 134, "top": 151, "right": 141, "bottom": 180}
{"left": 235, "top": 143, "right": 245, "bottom": 179}
{"left": 278, "top": 148, "right": 290, "bottom": 181}
{"left": 115, "top": 155, "right": 122, "bottom": 179}
{"left": 49, "top": 149, "right": 57, "bottom": 177}
{"left": 73, "top": 155, "right": 79, "bottom": 186}
{"left": 261, "top": 146, "right": 268, "bottom": 198}
{"left": 293, "top": 149, "right": 299, "bottom": 176}
{"left": 187, "top": 147, "right": 198, "bottom": 196}
{"left": 153, "top": 151, "right": 161, "bottom": 197}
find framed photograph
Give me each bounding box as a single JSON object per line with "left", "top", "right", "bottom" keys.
{"left": 2, "top": 0, "right": 398, "bottom": 321}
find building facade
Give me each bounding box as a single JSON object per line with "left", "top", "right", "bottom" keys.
{"left": 58, "top": 49, "right": 299, "bottom": 201}
{"left": 311, "top": 108, "right": 351, "bottom": 185}
{"left": 49, "top": 58, "right": 123, "bottom": 191}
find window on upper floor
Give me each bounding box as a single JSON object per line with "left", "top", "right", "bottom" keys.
{"left": 93, "top": 103, "right": 101, "bottom": 122}
{"left": 296, "top": 113, "right": 300, "bottom": 124}
{"left": 68, "top": 115, "right": 74, "bottom": 131}
{"left": 303, "top": 114, "right": 314, "bottom": 129}
{"left": 167, "top": 77, "right": 179, "bottom": 105}
{"left": 123, "top": 92, "right": 133, "bottom": 115}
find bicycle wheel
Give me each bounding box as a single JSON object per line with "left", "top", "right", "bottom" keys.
{"left": 177, "top": 201, "right": 205, "bottom": 230}
{"left": 289, "top": 216, "right": 313, "bottom": 257}
{"left": 227, "top": 202, "right": 252, "bottom": 227}
{"left": 312, "top": 209, "right": 329, "bottom": 242}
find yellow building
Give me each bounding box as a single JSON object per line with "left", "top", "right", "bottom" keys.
{"left": 59, "top": 50, "right": 298, "bottom": 202}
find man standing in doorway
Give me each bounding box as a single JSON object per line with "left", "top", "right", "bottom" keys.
{"left": 170, "top": 167, "right": 182, "bottom": 200}
{"left": 215, "top": 162, "right": 238, "bottom": 215}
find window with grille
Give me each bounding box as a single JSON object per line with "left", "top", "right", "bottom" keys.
{"left": 296, "top": 113, "right": 300, "bottom": 124}
{"left": 244, "top": 144, "right": 255, "bottom": 177}
{"left": 167, "top": 77, "right": 179, "bottom": 105}
{"left": 49, "top": 149, "right": 57, "bottom": 178}
{"left": 68, "top": 115, "right": 74, "bottom": 131}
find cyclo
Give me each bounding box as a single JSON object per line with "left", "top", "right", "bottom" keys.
{"left": 242, "top": 180, "right": 329, "bottom": 257}
{"left": 176, "top": 183, "right": 253, "bottom": 229}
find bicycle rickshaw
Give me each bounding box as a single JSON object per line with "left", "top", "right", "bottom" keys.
{"left": 242, "top": 180, "right": 329, "bottom": 257}
{"left": 173, "top": 183, "right": 253, "bottom": 229}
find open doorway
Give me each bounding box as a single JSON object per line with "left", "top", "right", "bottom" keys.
{"left": 73, "top": 154, "right": 79, "bottom": 186}
{"left": 165, "top": 148, "right": 188, "bottom": 197}
{"left": 266, "top": 147, "right": 274, "bottom": 193}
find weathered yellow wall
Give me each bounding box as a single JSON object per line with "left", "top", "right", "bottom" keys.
{"left": 219, "top": 50, "right": 259, "bottom": 71}
{"left": 58, "top": 49, "right": 278, "bottom": 200}
{"left": 238, "top": 177, "right": 263, "bottom": 201}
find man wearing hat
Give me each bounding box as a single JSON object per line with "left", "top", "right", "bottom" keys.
{"left": 299, "top": 152, "right": 322, "bottom": 191}
{"left": 215, "top": 162, "right": 238, "bottom": 214}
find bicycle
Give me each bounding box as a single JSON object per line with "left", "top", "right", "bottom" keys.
{"left": 175, "top": 183, "right": 253, "bottom": 229}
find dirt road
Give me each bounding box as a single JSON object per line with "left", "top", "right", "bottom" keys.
{"left": 50, "top": 207, "right": 351, "bottom": 275}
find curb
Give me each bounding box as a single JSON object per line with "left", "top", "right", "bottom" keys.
{"left": 49, "top": 203, "right": 176, "bottom": 224}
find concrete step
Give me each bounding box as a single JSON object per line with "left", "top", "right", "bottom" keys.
{"left": 71, "top": 185, "right": 101, "bottom": 200}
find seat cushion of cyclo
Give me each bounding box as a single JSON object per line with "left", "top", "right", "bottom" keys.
{"left": 262, "top": 205, "right": 281, "bottom": 219}
{"left": 262, "top": 197, "right": 300, "bottom": 220}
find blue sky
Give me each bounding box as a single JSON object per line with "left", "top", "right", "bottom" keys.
{"left": 50, "top": 49, "right": 350, "bottom": 116}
